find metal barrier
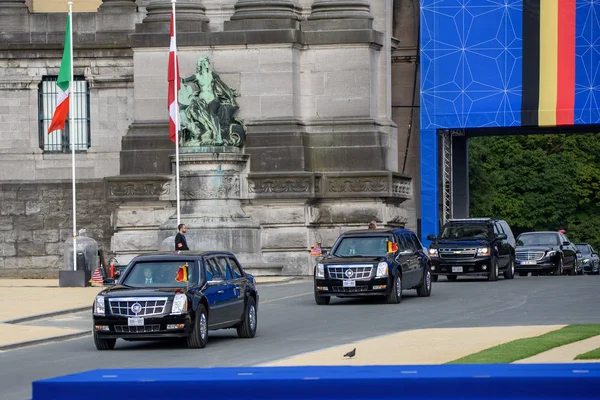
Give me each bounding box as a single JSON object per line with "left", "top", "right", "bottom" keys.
{"left": 31, "top": 364, "right": 600, "bottom": 400}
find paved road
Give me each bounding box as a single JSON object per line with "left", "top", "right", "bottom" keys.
{"left": 2, "top": 276, "right": 600, "bottom": 400}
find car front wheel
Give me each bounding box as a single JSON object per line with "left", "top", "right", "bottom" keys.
{"left": 187, "top": 304, "right": 208, "bottom": 349}
{"left": 503, "top": 257, "right": 515, "bottom": 279}
{"left": 386, "top": 274, "right": 402, "bottom": 304}
{"left": 314, "top": 284, "right": 330, "bottom": 305}
{"left": 488, "top": 258, "right": 499, "bottom": 281}
{"left": 416, "top": 266, "right": 432, "bottom": 297}
{"left": 237, "top": 296, "right": 257, "bottom": 339}
{"left": 93, "top": 331, "right": 116, "bottom": 351}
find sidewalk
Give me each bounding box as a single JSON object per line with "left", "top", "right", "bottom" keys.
{"left": 261, "top": 325, "right": 565, "bottom": 366}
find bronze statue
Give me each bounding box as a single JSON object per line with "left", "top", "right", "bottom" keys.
{"left": 178, "top": 56, "right": 246, "bottom": 147}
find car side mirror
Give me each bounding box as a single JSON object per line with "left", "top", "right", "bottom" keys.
{"left": 496, "top": 233, "right": 507, "bottom": 240}
{"left": 427, "top": 234, "right": 437, "bottom": 241}
{"left": 103, "top": 278, "right": 115, "bottom": 286}
{"left": 321, "top": 250, "right": 328, "bottom": 256}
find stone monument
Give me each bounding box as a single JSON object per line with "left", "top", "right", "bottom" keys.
{"left": 158, "top": 56, "right": 265, "bottom": 269}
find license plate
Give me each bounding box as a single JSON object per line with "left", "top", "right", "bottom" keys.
{"left": 521, "top": 261, "right": 537, "bottom": 265}
{"left": 128, "top": 317, "right": 144, "bottom": 326}
{"left": 343, "top": 280, "right": 356, "bottom": 288}
{"left": 451, "top": 266, "right": 463, "bottom": 273}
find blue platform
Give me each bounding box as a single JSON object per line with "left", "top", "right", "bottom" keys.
{"left": 31, "top": 364, "right": 600, "bottom": 400}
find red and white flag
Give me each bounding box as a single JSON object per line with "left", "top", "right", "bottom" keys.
{"left": 168, "top": 9, "right": 180, "bottom": 143}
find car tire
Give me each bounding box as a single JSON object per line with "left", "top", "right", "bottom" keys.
{"left": 488, "top": 258, "right": 499, "bottom": 281}
{"left": 554, "top": 258, "right": 563, "bottom": 276}
{"left": 568, "top": 264, "right": 576, "bottom": 276}
{"left": 447, "top": 275, "right": 457, "bottom": 281}
{"left": 314, "top": 285, "right": 330, "bottom": 305}
{"left": 237, "top": 296, "right": 257, "bottom": 339}
{"left": 187, "top": 304, "right": 208, "bottom": 349}
{"left": 386, "top": 274, "right": 402, "bottom": 304}
{"left": 93, "top": 331, "right": 116, "bottom": 351}
{"left": 503, "top": 257, "right": 515, "bottom": 279}
{"left": 416, "top": 266, "right": 432, "bottom": 297}
{"left": 431, "top": 274, "right": 439, "bottom": 282}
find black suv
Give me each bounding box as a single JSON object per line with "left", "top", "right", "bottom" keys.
{"left": 313, "top": 229, "right": 432, "bottom": 305}
{"left": 427, "top": 218, "right": 516, "bottom": 281}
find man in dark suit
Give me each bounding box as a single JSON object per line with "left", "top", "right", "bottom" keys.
{"left": 175, "top": 223, "right": 189, "bottom": 251}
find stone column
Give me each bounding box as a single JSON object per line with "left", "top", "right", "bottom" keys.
{"left": 98, "top": 0, "right": 137, "bottom": 12}
{"left": 0, "top": 0, "right": 27, "bottom": 9}
{"left": 97, "top": 0, "right": 138, "bottom": 33}
{"left": 224, "top": 0, "right": 301, "bottom": 30}
{"left": 307, "top": 0, "right": 372, "bottom": 29}
{"left": 136, "top": 0, "right": 209, "bottom": 33}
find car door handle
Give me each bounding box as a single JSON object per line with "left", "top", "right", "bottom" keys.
{"left": 217, "top": 290, "right": 224, "bottom": 294}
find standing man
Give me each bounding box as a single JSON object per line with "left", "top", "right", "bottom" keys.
{"left": 175, "top": 223, "right": 189, "bottom": 251}
{"left": 368, "top": 220, "right": 377, "bottom": 229}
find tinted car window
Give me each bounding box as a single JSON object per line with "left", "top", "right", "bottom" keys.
{"left": 121, "top": 260, "right": 196, "bottom": 287}
{"left": 440, "top": 224, "right": 490, "bottom": 239}
{"left": 206, "top": 258, "right": 223, "bottom": 278}
{"left": 333, "top": 236, "right": 392, "bottom": 257}
{"left": 576, "top": 245, "right": 591, "bottom": 255}
{"left": 517, "top": 233, "right": 559, "bottom": 246}
{"left": 216, "top": 257, "right": 234, "bottom": 280}
{"left": 228, "top": 257, "right": 244, "bottom": 278}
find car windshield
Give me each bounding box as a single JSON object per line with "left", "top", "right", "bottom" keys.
{"left": 121, "top": 261, "right": 197, "bottom": 287}
{"left": 332, "top": 236, "right": 392, "bottom": 257}
{"left": 516, "top": 233, "right": 559, "bottom": 247}
{"left": 439, "top": 224, "right": 490, "bottom": 240}
{"left": 576, "top": 245, "right": 591, "bottom": 255}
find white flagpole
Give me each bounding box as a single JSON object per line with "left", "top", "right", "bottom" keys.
{"left": 172, "top": 0, "right": 181, "bottom": 227}
{"left": 68, "top": 1, "right": 77, "bottom": 272}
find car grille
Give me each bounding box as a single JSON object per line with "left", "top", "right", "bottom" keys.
{"left": 327, "top": 265, "right": 373, "bottom": 280}
{"left": 516, "top": 251, "right": 545, "bottom": 261}
{"left": 439, "top": 248, "right": 477, "bottom": 259}
{"left": 332, "top": 286, "right": 369, "bottom": 293}
{"left": 114, "top": 325, "right": 161, "bottom": 333}
{"left": 108, "top": 297, "right": 168, "bottom": 317}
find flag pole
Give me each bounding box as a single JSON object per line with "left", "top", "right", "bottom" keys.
{"left": 172, "top": 0, "right": 181, "bottom": 227}
{"left": 68, "top": 1, "right": 76, "bottom": 272}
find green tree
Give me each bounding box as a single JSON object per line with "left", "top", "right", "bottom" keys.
{"left": 469, "top": 133, "right": 600, "bottom": 250}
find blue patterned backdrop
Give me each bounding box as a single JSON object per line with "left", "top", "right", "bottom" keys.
{"left": 418, "top": 0, "right": 600, "bottom": 244}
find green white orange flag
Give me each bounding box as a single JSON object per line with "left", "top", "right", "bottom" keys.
{"left": 47, "top": 14, "right": 71, "bottom": 134}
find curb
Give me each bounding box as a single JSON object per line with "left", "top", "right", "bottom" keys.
{"left": 0, "top": 330, "right": 91, "bottom": 351}
{"left": 3, "top": 306, "right": 90, "bottom": 325}
{"left": 256, "top": 277, "right": 308, "bottom": 285}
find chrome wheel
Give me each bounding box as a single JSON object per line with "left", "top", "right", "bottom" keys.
{"left": 426, "top": 270, "right": 431, "bottom": 291}
{"left": 200, "top": 313, "right": 207, "bottom": 340}
{"left": 396, "top": 276, "right": 402, "bottom": 298}
{"left": 249, "top": 305, "right": 256, "bottom": 331}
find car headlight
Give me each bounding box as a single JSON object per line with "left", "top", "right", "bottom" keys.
{"left": 316, "top": 263, "right": 325, "bottom": 279}
{"left": 546, "top": 251, "right": 556, "bottom": 257}
{"left": 171, "top": 293, "right": 188, "bottom": 315}
{"left": 429, "top": 248, "right": 438, "bottom": 257}
{"left": 94, "top": 296, "right": 105, "bottom": 316}
{"left": 477, "top": 247, "right": 490, "bottom": 256}
{"left": 376, "top": 262, "right": 388, "bottom": 278}
{"left": 583, "top": 258, "right": 590, "bottom": 263}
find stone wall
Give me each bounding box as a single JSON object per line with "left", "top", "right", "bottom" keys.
{"left": 0, "top": 180, "right": 116, "bottom": 278}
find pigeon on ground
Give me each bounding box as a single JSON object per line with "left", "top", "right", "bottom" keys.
{"left": 343, "top": 348, "right": 356, "bottom": 358}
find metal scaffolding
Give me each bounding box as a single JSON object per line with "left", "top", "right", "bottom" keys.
{"left": 441, "top": 130, "right": 453, "bottom": 224}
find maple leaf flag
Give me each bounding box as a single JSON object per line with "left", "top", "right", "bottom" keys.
{"left": 47, "top": 14, "right": 72, "bottom": 134}
{"left": 168, "top": 9, "right": 180, "bottom": 143}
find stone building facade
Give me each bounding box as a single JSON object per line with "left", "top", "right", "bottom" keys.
{"left": 0, "top": 0, "right": 419, "bottom": 277}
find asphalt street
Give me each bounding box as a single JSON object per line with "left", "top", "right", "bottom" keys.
{"left": 2, "top": 275, "right": 600, "bottom": 400}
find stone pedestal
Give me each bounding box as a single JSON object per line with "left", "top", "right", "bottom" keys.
{"left": 158, "top": 148, "right": 264, "bottom": 266}
{"left": 224, "top": 0, "right": 301, "bottom": 31}
{"left": 59, "top": 270, "right": 92, "bottom": 288}
{"left": 135, "top": 0, "right": 209, "bottom": 33}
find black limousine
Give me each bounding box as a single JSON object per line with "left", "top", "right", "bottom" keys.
{"left": 313, "top": 229, "right": 432, "bottom": 305}
{"left": 92, "top": 251, "right": 259, "bottom": 350}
